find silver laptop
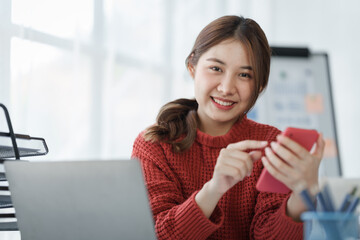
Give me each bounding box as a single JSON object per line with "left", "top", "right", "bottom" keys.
{"left": 4, "top": 160, "right": 156, "bottom": 240}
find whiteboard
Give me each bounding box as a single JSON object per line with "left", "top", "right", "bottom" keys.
{"left": 248, "top": 47, "right": 341, "bottom": 177}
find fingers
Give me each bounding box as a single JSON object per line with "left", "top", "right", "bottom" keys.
{"left": 269, "top": 142, "right": 302, "bottom": 168}
{"left": 264, "top": 132, "right": 326, "bottom": 192}
{"left": 218, "top": 140, "right": 268, "bottom": 178}
{"left": 218, "top": 159, "right": 250, "bottom": 180}
{"left": 211, "top": 140, "right": 268, "bottom": 194}
{"left": 215, "top": 163, "right": 244, "bottom": 180}
{"left": 313, "top": 133, "right": 325, "bottom": 160}
{"left": 261, "top": 156, "right": 289, "bottom": 184}
{"left": 275, "top": 133, "right": 325, "bottom": 164}
{"left": 228, "top": 140, "right": 268, "bottom": 151}
{"left": 218, "top": 149, "right": 253, "bottom": 177}
{"left": 264, "top": 147, "right": 296, "bottom": 177}
{"left": 261, "top": 154, "right": 306, "bottom": 192}
{"left": 276, "top": 135, "right": 309, "bottom": 158}
{"left": 249, "top": 150, "right": 262, "bottom": 162}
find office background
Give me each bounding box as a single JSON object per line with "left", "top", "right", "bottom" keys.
{"left": 0, "top": 0, "right": 359, "bottom": 177}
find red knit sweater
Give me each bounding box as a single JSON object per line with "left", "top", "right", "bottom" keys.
{"left": 132, "top": 116, "right": 303, "bottom": 240}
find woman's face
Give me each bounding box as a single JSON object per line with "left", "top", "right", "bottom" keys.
{"left": 190, "top": 39, "right": 255, "bottom": 134}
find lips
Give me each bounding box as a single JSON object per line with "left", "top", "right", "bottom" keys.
{"left": 211, "top": 97, "right": 236, "bottom": 110}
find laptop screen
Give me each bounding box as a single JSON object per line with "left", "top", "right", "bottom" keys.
{"left": 4, "top": 160, "right": 156, "bottom": 240}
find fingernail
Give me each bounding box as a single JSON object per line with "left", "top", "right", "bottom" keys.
{"left": 261, "top": 141, "right": 268, "bottom": 146}
{"left": 247, "top": 172, "right": 251, "bottom": 177}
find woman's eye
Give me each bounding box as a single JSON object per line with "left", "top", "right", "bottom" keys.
{"left": 239, "top": 73, "right": 251, "bottom": 78}
{"left": 210, "top": 66, "right": 222, "bottom": 72}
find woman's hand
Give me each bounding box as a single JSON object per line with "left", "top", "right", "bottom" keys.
{"left": 209, "top": 140, "right": 268, "bottom": 195}
{"left": 262, "top": 133, "right": 325, "bottom": 221}
{"left": 196, "top": 140, "right": 267, "bottom": 218}
{"left": 262, "top": 133, "right": 325, "bottom": 192}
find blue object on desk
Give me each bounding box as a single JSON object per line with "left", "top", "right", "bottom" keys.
{"left": 317, "top": 192, "right": 330, "bottom": 212}
{"left": 345, "top": 196, "right": 359, "bottom": 214}
{"left": 300, "top": 189, "right": 316, "bottom": 211}
{"left": 322, "top": 184, "right": 335, "bottom": 211}
{"left": 301, "top": 212, "right": 359, "bottom": 240}
{"left": 338, "top": 186, "right": 357, "bottom": 212}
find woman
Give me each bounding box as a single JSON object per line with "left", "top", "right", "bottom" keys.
{"left": 132, "top": 15, "right": 324, "bottom": 240}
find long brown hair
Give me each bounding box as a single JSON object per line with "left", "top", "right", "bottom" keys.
{"left": 144, "top": 15, "right": 271, "bottom": 153}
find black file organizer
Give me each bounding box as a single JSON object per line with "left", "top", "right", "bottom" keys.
{"left": 0, "top": 103, "right": 49, "bottom": 231}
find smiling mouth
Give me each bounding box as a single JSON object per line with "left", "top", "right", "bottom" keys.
{"left": 211, "top": 97, "right": 236, "bottom": 106}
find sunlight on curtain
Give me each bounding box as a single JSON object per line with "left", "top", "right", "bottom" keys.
{"left": 5, "top": 0, "right": 253, "bottom": 161}
{"left": 104, "top": 0, "right": 165, "bottom": 65}
{"left": 10, "top": 38, "right": 93, "bottom": 159}
{"left": 9, "top": 0, "right": 94, "bottom": 160}
{"left": 101, "top": 0, "right": 167, "bottom": 158}
{"left": 11, "top": 0, "right": 93, "bottom": 39}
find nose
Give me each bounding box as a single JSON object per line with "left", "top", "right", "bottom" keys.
{"left": 217, "top": 74, "right": 236, "bottom": 95}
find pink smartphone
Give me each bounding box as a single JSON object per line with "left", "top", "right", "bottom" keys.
{"left": 256, "top": 127, "right": 319, "bottom": 194}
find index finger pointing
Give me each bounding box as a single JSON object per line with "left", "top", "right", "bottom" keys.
{"left": 228, "top": 140, "right": 268, "bottom": 151}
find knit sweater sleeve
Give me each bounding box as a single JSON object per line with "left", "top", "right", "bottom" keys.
{"left": 250, "top": 192, "right": 303, "bottom": 240}
{"left": 132, "top": 133, "right": 224, "bottom": 240}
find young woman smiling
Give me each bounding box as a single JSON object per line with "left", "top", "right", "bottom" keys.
{"left": 132, "top": 15, "right": 325, "bottom": 240}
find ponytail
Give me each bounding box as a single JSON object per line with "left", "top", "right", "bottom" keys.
{"left": 144, "top": 98, "right": 198, "bottom": 153}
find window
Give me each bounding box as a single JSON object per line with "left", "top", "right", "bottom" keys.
{"left": 0, "top": 0, "right": 249, "bottom": 160}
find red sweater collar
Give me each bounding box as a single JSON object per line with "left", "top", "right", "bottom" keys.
{"left": 195, "top": 116, "right": 250, "bottom": 148}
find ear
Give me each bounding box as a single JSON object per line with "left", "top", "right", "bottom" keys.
{"left": 188, "top": 64, "right": 196, "bottom": 79}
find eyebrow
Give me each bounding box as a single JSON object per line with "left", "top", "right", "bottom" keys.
{"left": 206, "top": 58, "right": 253, "bottom": 70}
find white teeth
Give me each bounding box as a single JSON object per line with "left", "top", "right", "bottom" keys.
{"left": 213, "top": 98, "right": 234, "bottom": 106}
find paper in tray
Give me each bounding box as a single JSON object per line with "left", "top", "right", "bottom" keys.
{"left": 0, "top": 221, "right": 18, "bottom": 231}
{"left": 0, "top": 132, "right": 48, "bottom": 159}
{"left": 0, "top": 195, "right": 12, "bottom": 209}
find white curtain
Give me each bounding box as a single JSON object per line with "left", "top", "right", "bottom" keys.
{"left": 0, "top": 0, "right": 259, "bottom": 161}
